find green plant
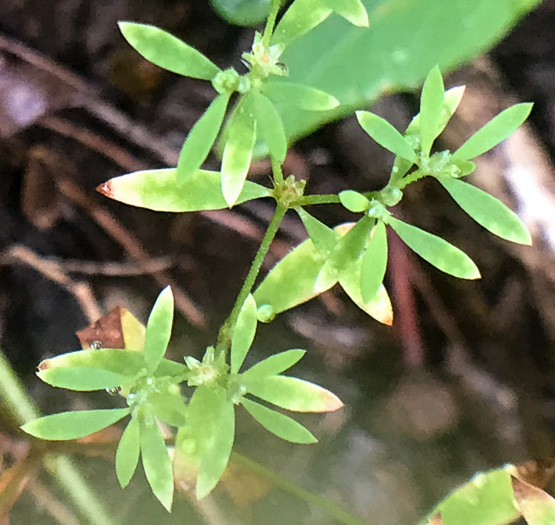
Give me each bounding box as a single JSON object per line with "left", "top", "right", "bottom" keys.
{"left": 17, "top": 0, "right": 553, "bottom": 523}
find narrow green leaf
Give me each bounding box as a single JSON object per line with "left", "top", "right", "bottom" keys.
{"left": 97, "top": 169, "right": 271, "bottom": 212}
{"left": 360, "top": 221, "right": 388, "bottom": 303}
{"left": 244, "top": 375, "right": 343, "bottom": 413}
{"left": 296, "top": 208, "right": 339, "bottom": 257}
{"left": 177, "top": 92, "right": 231, "bottom": 183}
{"left": 37, "top": 349, "right": 144, "bottom": 377}
{"left": 22, "top": 408, "right": 130, "bottom": 441}
{"left": 356, "top": 111, "right": 418, "bottom": 163}
{"left": 140, "top": 417, "right": 174, "bottom": 511}
{"left": 512, "top": 476, "right": 555, "bottom": 525}
{"left": 116, "top": 416, "right": 140, "bottom": 488}
{"left": 263, "top": 81, "right": 339, "bottom": 111}
{"left": 419, "top": 65, "right": 445, "bottom": 157}
{"left": 118, "top": 22, "right": 220, "bottom": 80}
{"left": 231, "top": 294, "right": 258, "bottom": 374}
{"left": 437, "top": 177, "right": 532, "bottom": 245}
{"left": 406, "top": 85, "right": 466, "bottom": 139}
{"left": 38, "top": 367, "right": 129, "bottom": 392}
{"left": 388, "top": 217, "right": 480, "bottom": 279}
{"left": 271, "top": 0, "right": 332, "bottom": 47}
{"left": 241, "top": 398, "right": 317, "bottom": 444}
{"left": 452, "top": 103, "right": 533, "bottom": 161}
{"left": 320, "top": 0, "right": 369, "bottom": 27}
{"left": 196, "top": 396, "right": 235, "bottom": 499}
{"left": 221, "top": 96, "right": 257, "bottom": 207}
{"left": 315, "top": 215, "right": 373, "bottom": 292}
{"left": 252, "top": 92, "right": 287, "bottom": 162}
{"left": 242, "top": 349, "right": 306, "bottom": 379}
{"left": 339, "top": 190, "right": 370, "bottom": 213}
{"left": 144, "top": 286, "right": 174, "bottom": 374}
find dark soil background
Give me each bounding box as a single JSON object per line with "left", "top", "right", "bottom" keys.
{"left": 0, "top": 1, "right": 553, "bottom": 524}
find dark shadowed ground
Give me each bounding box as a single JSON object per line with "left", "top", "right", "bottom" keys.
{"left": 0, "top": 1, "right": 553, "bottom": 524}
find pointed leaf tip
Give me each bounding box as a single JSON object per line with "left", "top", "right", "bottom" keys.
{"left": 96, "top": 181, "right": 113, "bottom": 199}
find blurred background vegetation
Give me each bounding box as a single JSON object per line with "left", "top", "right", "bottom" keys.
{"left": 0, "top": 1, "right": 553, "bottom": 523}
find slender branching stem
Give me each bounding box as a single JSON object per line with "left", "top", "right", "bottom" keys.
{"left": 397, "top": 168, "right": 429, "bottom": 189}
{"left": 299, "top": 194, "right": 342, "bottom": 206}
{"left": 219, "top": 203, "right": 288, "bottom": 347}
{"left": 262, "top": 0, "right": 283, "bottom": 48}
{"left": 271, "top": 156, "right": 284, "bottom": 185}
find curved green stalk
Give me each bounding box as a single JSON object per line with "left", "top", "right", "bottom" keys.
{"left": 233, "top": 452, "right": 373, "bottom": 525}
{"left": 263, "top": 0, "right": 283, "bottom": 48}
{"left": 219, "top": 203, "right": 288, "bottom": 347}
{"left": 299, "top": 194, "right": 342, "bottom": 206}
{"left": 271, "top": 156, "right": 284, "bottom": 185}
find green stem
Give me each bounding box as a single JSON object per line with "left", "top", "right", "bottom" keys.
{"left": 262, "top": 0, "right": 283, "bottom": 48}
{"left": 271, "top": 156, "right": 284, "bottom": 185}
{"left": 397, "top": 168, "right": 429, "bottom": 190}
{"left": 0, "top": 348, "right": 115, "bottom": 525}
{"left": 299, "top": 194, "right": 342, "bottom": 206}
{"left": 232, "top": 452, "right": 373, "bottom": 525}
{"left": 47, "top": 456, "right": 117, "bottom": 525}
{"left": 0, "top": 348, "right": 41, "bottom": 423}
{"left": 219, "top": 203, "right": 288, "bottom": 346}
